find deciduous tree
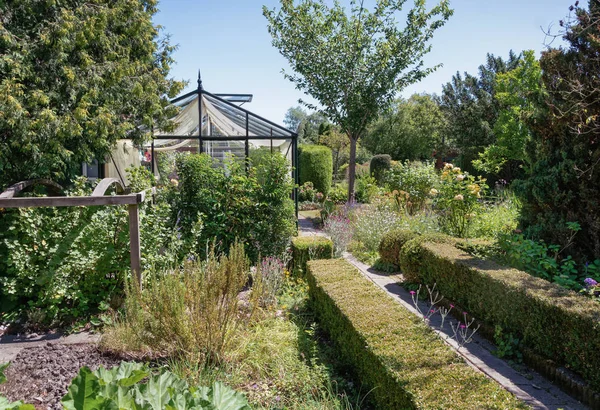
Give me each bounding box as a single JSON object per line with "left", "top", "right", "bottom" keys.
{"left": 264, "top": 0, "right": 452, "bottom": 201}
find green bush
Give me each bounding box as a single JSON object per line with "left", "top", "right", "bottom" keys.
{"left": 399, "top": 238, "right": 600, "bottom": 391}
{"left": 291, "top": 236, "right": 333, "bottom": 276}
{"left": 175, "top": 153, "right": 295, "bottom": 262}
{"left": 369, "top": 154, "right": 391, "bottom": 185}
{"left": 327, "top": 183, "right": 347, "bottom": 204}
{"left": 306, "top": 259, "right": 524, "bottom": 409}
{"left": 102, "top": 241, "right": 256, "bottom": 363}
{"left": 354, "top": 174, "right": 379, "bottom": 203}
{"left": 384, "top": 161, "right": 437, "bottom": 214}
{"left": 0, "top": 174, "right": 179, "bottom": 327}
{"left": 299, "top": 145, "right": 333, "bottom": 197}
{"left": 378, "top": 229, "right": 420, "bottom": 267}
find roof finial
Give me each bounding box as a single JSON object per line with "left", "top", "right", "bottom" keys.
{"left": 197, "top": 69, "right": 203, "bottom": 91}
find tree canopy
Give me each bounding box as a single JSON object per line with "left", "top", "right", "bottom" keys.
{"left": 283, "top": 105, "right": 328, "bottom": 143}
{"left": 439, "top": 51, "right": 521, "bottom": 174}
{"left": 0, "top": 0, "right": 184, "bottom": 189}
{"left": 264, "top": 0, "right": 452, "bottom": 200}
{"left": 473, "top": 50, "right": 544, "bottom": 179}
{"left": 363, "top": 93, "right": 445, "bottom": 162}
{"left": 514, "top": 1, "right": 600, "bottom": 259}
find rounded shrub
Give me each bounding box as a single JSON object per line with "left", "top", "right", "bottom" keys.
{"left": 299, "top": 144, "right": 333, "bottom": 197}
{"left": 369, "top": 154, "right": 391, "bottom": 185}
{"left": 398, "top": 233, "right": 457, "bottom": 282}
{"left": 378, "top": 229, "right": 420, "bottom": 267}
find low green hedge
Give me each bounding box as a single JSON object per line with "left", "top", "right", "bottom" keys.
{"left": 306, "top": 258, "right": 524, "bottom": 409}
{"left": 378, "top": 229, "right": 420, "bottom": 267}
{"left": 291, "top": 236, "right": 333, "bottom": 275}
{"left": 400, "top": 239, "right": 600, "bottom": 391}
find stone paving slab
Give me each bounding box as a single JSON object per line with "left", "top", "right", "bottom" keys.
{"left": 344, "top": 252, "right": 587, "bottom": 410}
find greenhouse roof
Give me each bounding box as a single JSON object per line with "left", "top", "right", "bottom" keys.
{"left": 154, "top": 83, "right": 296, "bottom": 140}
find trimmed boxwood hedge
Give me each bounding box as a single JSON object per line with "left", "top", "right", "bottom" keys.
{"left": 291, "top": 236, "right": 333, "bottom": 276}
{"left": 299, "top": 145, "right": 333, "bottom": 197}
{"left": 378, "top": 229, "right": 420, "bottom": 267}
{"left": 399, "top": 239, "right": 600, "bottom": 391}
{"left": 306, "top": 258, "right": 525, "bottom": 410}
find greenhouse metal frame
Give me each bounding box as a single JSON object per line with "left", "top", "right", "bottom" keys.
{"left": 149, "top": 73, "right": 299, "bottom": 217}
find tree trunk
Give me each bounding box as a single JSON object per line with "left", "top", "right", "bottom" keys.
{"left": 347, "top": 136, "right": 357, "bottom": 203}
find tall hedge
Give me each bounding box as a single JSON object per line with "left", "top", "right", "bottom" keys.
{"left": 299, "top": 144, "right": 333, "bottom": 197}
{"left": 369, "top": 154, "right": 391, "bottom": 185}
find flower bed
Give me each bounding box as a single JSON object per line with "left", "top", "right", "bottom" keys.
{"left": 306, "top": 258, "right": 525, "bottom": 409}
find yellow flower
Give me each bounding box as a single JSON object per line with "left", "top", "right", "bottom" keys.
{"left": 456, "top": 174, "right": 465, "bottom": 181}
{"left": 429, "top": 188, "right": 439, "bottom": 196}
{"left": 444, "top": 163, "right": 454, "bottom": 170}
{"left": 454, "top": 194, "right": 464, "bottom": 201}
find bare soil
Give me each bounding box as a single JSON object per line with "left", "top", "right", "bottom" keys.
{"left": 0, "top": 343, "right": 122, "bottom": 410}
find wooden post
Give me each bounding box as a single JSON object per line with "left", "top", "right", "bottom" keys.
{"left": 128, "top": 204, "right": 142, "bottom": 289}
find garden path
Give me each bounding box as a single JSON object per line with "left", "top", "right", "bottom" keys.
{"left": 298, "top": 215, "right": 587, "bottom": 410}
{"left": 0, "top": 331, "right": 99, "bottom": 363}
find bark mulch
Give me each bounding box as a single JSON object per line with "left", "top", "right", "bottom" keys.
{"left": 0, "top": 343, "right": 122, "bottom": 410}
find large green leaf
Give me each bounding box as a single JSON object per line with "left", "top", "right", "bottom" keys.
{"left": 0, "top": 396, "right": 34, "bottom": 410}
{"left": 62, "top": 367, "right": 114, "bottom": 410}
{"left": 192, "top": 383, "right": 250, "bottom": 410}
{"left": 94, "top": 362, "right": 148, "bottom": 387}
{"left": 134, "top": 371, "right": 187, "bottom": 410}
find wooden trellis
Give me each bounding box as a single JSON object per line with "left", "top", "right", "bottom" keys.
{"left": 0, "top": 178, "right": 147, "bottom": 285}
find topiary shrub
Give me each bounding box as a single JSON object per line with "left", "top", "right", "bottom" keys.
{"left": 291, "top": 236, "right": 333, "bottom": 276}
{"left": 369, "top": 154, "right": 391, "bottom": 185}
{"left": 299, "top": 145, "right": 333, "bottom": 197}
{"left": 378, "top": 229, "right": 420, "bottom": 267}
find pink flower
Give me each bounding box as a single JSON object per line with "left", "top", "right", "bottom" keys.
{"left": 449, "top": 304, "right": 455, "bottom": 308}
{"left": 410, "top": 291, "right": 416, "bottom": 295}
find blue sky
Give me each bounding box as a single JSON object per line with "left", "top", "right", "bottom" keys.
{"left": 154, "top": 0, "right": 572, "bottom": 127}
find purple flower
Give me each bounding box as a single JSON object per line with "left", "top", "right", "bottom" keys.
{"left": 584, "top": 278, "right": 598, "bottom": 288}
{"left": 430, "top": 309, "right": 436, "bottom": 313}
{"left": 460, "top": 324, "right": 466, "bottom": 329}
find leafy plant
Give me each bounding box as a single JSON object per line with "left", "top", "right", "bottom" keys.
{"left": 0, "top": 174, "right": 181, "bottom": 327}
{"left": 354, "top": 174, "right": 379, "bottom": 204}
{"left": 493, "top": 325, "right": 522, "bottom": 362}
{"left": 255, "top": 256, "right": 287, "bottom": 307}
{"left": 434, "top": 163, "right": 487, "bottom": 238}
{"left": 384, "top": 161, "right": 438, "bottom": 214}
{"left": 0, "top": 363, "right": 8, "bottom": 384}
{"left": 61, "top": 362, "right": 250, "bottom": 410}
{"left": 497, "top": 222, "right": 597, "bottom": 291}
{"left": 351, "top": 205, "right": 403, "bottom": 254}
{"left": 174, "top": 153, "right": 295, "bottom": 262}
